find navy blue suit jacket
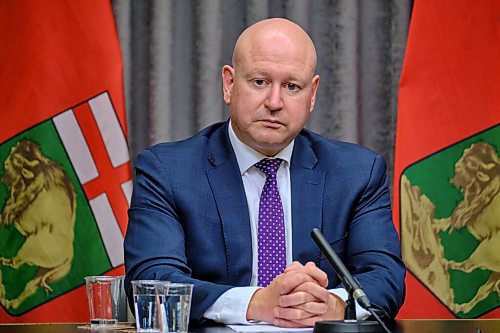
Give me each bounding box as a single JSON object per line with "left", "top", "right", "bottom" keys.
{"left": 124, "top": 121, "right": 405, "bottom": 322}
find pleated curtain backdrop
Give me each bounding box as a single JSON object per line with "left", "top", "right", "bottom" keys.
{"left": 111, "top": 0, "right": 412, "bottom": 181}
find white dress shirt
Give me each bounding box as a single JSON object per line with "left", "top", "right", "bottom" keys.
{"left": 203, "top": 121, "right": 369, "bottom": 324}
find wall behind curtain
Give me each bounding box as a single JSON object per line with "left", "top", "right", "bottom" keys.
{"left": 111, "top": 0, "right": 412, "bottom": 181}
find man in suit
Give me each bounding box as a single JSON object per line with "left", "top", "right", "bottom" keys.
{"left": 124, "top": 18, "right": 405, "bottom": 327}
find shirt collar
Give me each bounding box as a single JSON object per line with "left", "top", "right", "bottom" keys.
{"left": 228, "top": 120, "right": 294, "bottom": 175}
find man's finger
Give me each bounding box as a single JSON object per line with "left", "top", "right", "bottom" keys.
{"left": 284, "top": 261, "right": 304, "bottom": 273}
{"left": 279, "top": 271, "right": 318, "bottom": 295}
{"left": 273, "top": 317, "right": 310, "bottom": 328}
{"left": 274, "top": 306, "right": 315, "bottom": 321}
{"left": 291, "top": 281, "right": 331, "bottom": 303}
{"left": 279, "top": 291, "right": 318, "bottom": 307}
{"left": 286, "top": 294, "right": 346, "bottom": 326}
{"left": 287, "top": 316, "right": 322, "bottom": 328}
{"left": 289, "top": 301, "right": 328, "bottom": 315}
{"left": 304, "top": 262, "right": 328, "bottom": 287}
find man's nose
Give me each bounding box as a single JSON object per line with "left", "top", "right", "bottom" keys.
{"left": 264, "top": 84, "right": 284, "bottom": 111}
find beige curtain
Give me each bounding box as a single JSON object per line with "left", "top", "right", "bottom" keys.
{"left": 112, "top": 0, "right": 412, "bottom": 181}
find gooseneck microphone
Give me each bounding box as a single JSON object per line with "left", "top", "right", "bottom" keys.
{"left": 311, "top": 228, "right": 371, "bottom": 310}
{"left": 311, "top": 228, "right": 391, "bottom": 333}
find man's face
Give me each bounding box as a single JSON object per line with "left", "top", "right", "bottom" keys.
{"left": 222, "top": 32, "right": 319, "bottom": 156}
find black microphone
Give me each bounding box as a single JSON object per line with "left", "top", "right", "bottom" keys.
{"left": 311, "top": 228, "right": 391, "bottom": 333}
{"left": 311, "top": 228, "right": 371, "bottom": 310}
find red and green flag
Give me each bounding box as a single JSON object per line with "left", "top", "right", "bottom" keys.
{"left": 0, "top": 0, "right": 131, "bottom": 322}
{"left": 394, "top": 0, "right": 499, "bottom": 319}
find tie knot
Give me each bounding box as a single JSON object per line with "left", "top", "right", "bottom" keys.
{"left": 255, "top": 158, "right": 282, "bottom": 177}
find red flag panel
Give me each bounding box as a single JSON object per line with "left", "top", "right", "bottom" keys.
{"left": 0, "top": 0, "right": 130, "bottom": 322}
{"left": 394, "top": 0, "right": 500, "bottom": 319}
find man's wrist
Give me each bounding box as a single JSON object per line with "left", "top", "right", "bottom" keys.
{"left": 246, "top": 288, "right": 266, "bottom": 322}
{"left": 329, "top": 291, "right": 346, "bottom": 319}
{"left": 204, "top": 287, "right": 260, "bottom": 324}
{"left": 329, "top": 288, "right": 371, "bottom": 320}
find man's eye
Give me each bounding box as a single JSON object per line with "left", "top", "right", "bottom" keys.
{"left": 254, "top": 79, "right": 266, "bottom": 86}
{"left": 286, "top": 83, "right": 299, "bottom": 91}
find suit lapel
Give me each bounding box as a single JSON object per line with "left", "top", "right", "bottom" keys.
{"left": 205, "top": 122, "right": 252, "bottom": 286}
{"left": 290, "top": 134, "right": 325, "bottom": 264}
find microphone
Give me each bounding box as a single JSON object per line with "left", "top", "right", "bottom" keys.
{"left": 311, "top": 228, "right": 391, "bottom": 333}
{"left": 311, "top": 228, "right": 371, "bottom": 310}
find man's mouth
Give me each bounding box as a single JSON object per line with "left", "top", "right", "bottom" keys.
{"left": 258, "top": 119, "right": 283, "bottom": 128}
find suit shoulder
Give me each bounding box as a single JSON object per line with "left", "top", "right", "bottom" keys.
{"left": 137, "top": 122, "right": 226, "bottom": 165}
{"left": 300, "top": 129, "right": 381, "bottom": 163}
{"left": 139, "top": 122, "right": 226, "bottom": 158}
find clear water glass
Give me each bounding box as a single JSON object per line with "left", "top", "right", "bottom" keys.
{"left": 161, "top": 283, "right": 193, "bottom": 333}
{"left": 132, "top": 280, "right": 169, "bottom": 332}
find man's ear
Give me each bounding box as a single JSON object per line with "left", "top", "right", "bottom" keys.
{"left": 222, "top": 65, "right": 235, "bottom": 104}
{"left": 309, "top": 75, "right": 320, "bottom": 113}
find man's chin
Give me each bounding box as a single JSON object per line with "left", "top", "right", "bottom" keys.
{"left": 252, "top": 140, "right": 288, "bottom": 156}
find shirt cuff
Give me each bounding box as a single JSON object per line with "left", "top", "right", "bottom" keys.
{"left": 203, "top": 287, "right": 261, "bottom": 324}
{"left": 329, "top": 288, "right": 371, "bottom": 320}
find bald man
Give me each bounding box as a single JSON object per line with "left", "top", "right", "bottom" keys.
{"left": 124, "top": 18, "right": 405, "bottom": 327}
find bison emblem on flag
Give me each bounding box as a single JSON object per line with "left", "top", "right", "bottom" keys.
{"left": 0, "top": 92, "right": 131, "bottom": 315}
{"left": 0, "top": 140, "right": 76, "bottom": 310}
{"left": 400, "top": 125, "right": 499, "bottom": 318}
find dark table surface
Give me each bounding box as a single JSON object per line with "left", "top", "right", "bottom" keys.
{"left": 0, "top": 320, "right": 499, "bottom": 333}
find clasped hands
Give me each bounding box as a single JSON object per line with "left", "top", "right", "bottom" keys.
{"left": 246, "top": 261, "right": 345, "bottom": 327}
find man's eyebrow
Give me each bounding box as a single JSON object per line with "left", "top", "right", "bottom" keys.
{"left": 244, "top": 70, "right": 308, "bottom": 83}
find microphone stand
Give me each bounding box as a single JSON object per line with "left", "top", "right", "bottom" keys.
{"left": 311, "top": 228, "right": 391, "bottom": 333}
{"left": 345, "top": 292, "right": 356, "bottom": 320}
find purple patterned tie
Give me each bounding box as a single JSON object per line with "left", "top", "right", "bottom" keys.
{"left": 255, "top": 158, "right": 286, "bottom": 287}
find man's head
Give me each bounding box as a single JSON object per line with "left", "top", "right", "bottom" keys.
{"left": 222, "top": 18, "right": 320, "bottom": 156}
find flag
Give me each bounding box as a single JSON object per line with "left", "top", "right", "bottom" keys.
{"left": 0, "top": 0, "right": 131, "bottom": 322}
{"left": 394, "top": 0, "right": 499, "bottom": 319}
